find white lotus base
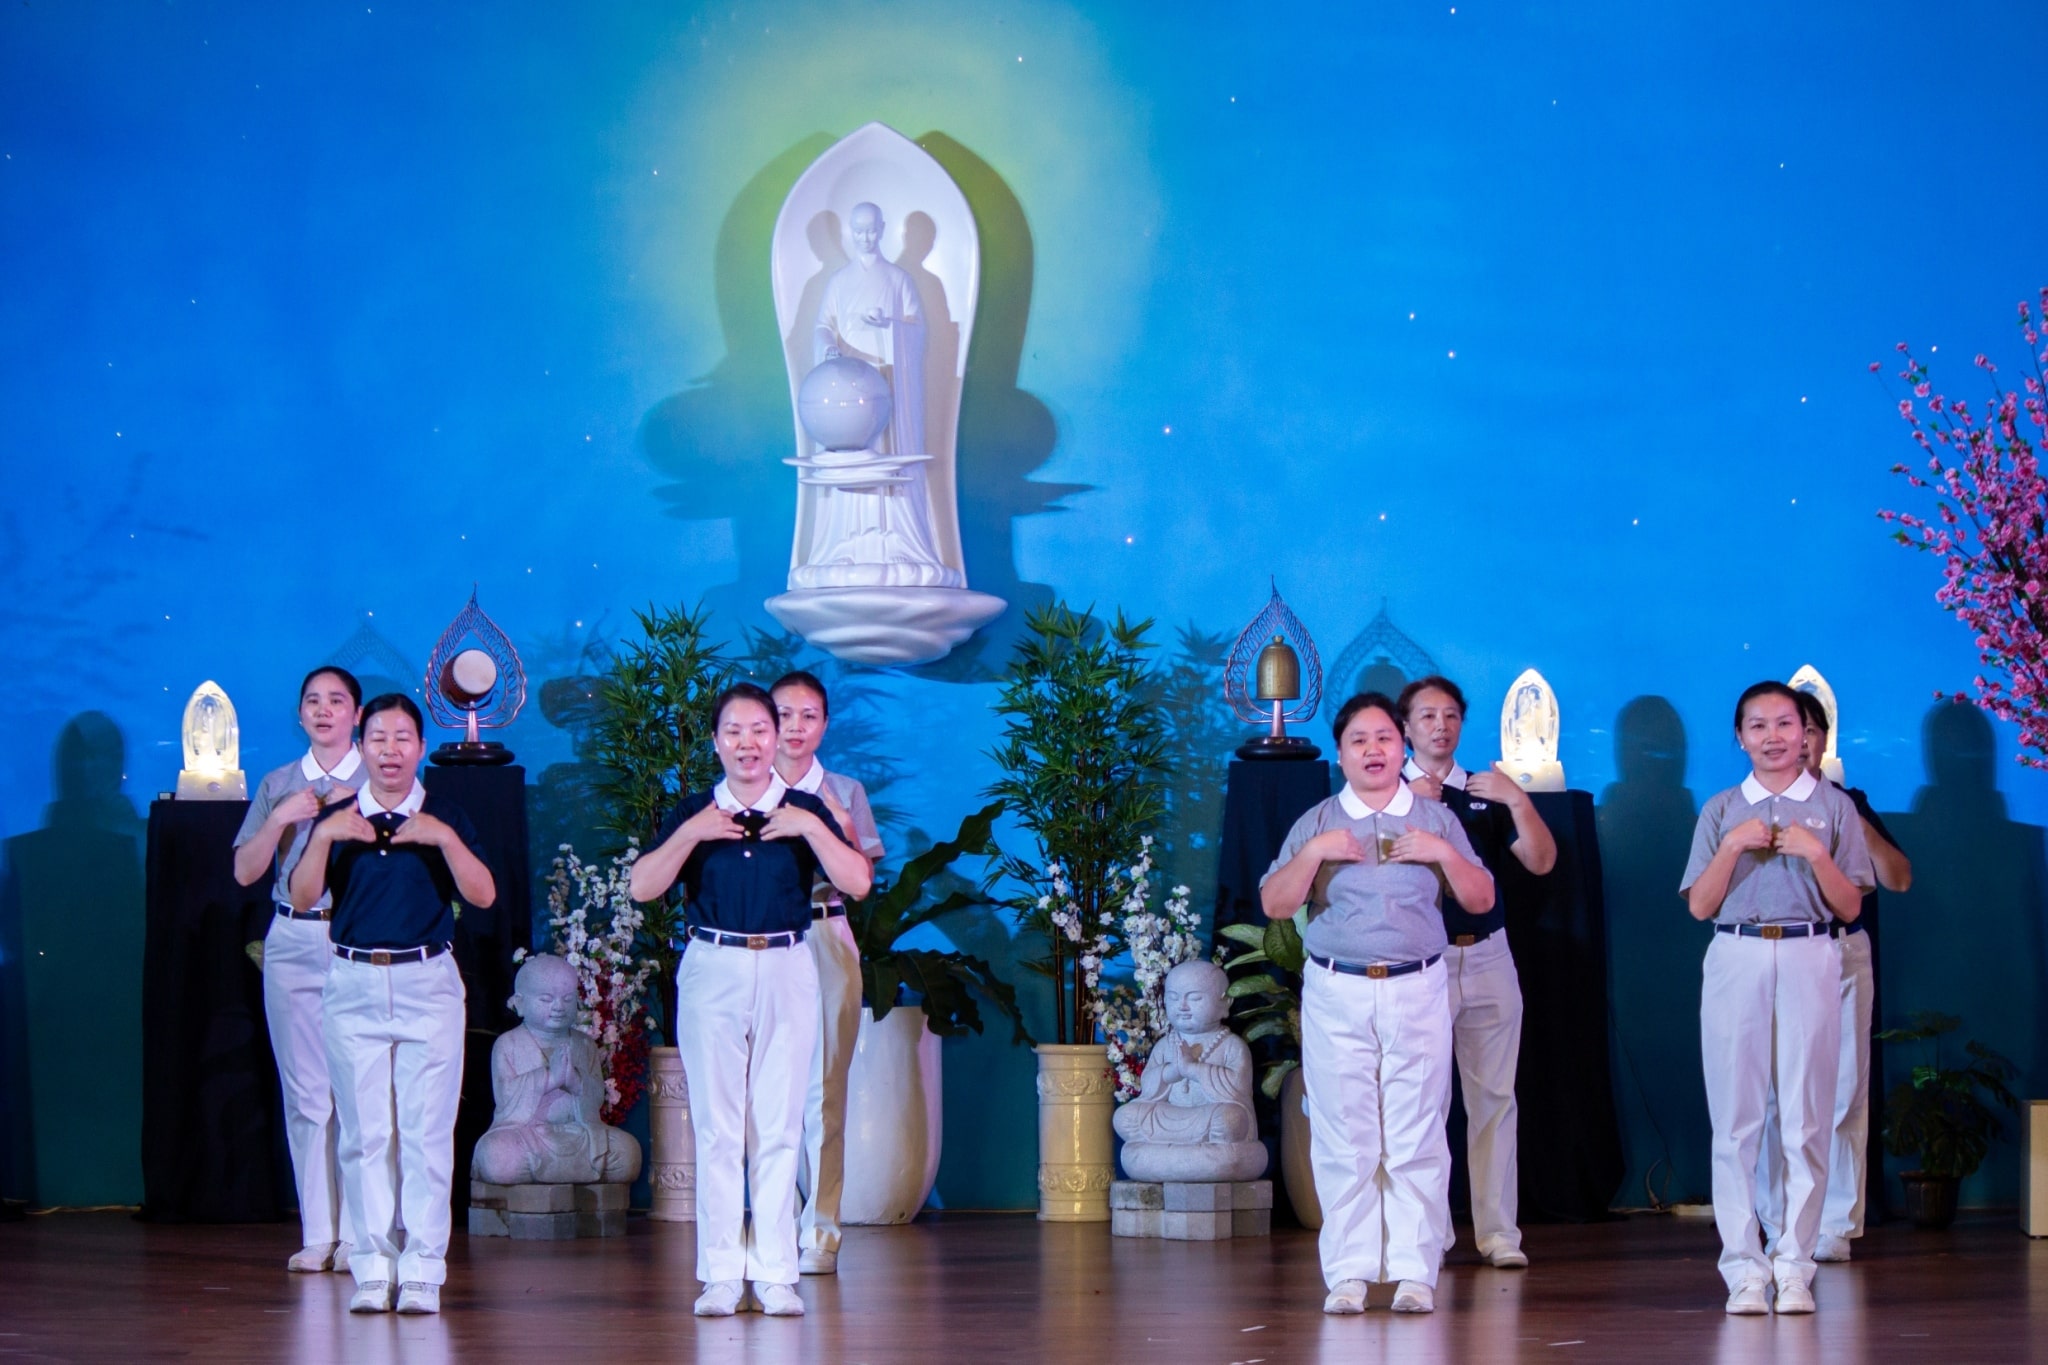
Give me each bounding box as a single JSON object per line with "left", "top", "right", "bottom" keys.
{"left": 765, "top": 586, "right": 1007, "bottom": 666}
{"left": 840, "top": 1006, "right": 943, "bottom": 1226}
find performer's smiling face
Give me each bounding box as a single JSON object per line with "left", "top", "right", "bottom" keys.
{"left": 1738, "top": 693, "right": 1805, "bottom": 778}
{"left": 1338, "top": 705, "right": 1405, "bottom": 798}
{"left": 714, "top": 696, "right": 779, "bottom": 786}
{"left": 1404, "top": 686, "right": 1463, "bottom": 769}
{"left": 773, "top": 683, "right": 829, "bottom": 768}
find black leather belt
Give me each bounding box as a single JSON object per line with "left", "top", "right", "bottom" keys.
{"left": 333, "top": 942, "right": 451, "bottom": 965}
{"left": 276, "top": 904, "right": 331, "bottom": 922}
{"left": 1446, "top": 928, "right": 1496, "bottom": 949}
{"left": 689, "top": 926, "right": 805, "bottom": 950}
{"left": 1830, "top": 920, "right": 1866, "bottom": 938}
{"left": 811, "top": 905, "right": 846, "bottom": 921}
{"left": 1716, "top": 923, "right": 1830, "bottom": 940}
{"left": 1308, "top": 951, "right": 1442, "bottom": 980}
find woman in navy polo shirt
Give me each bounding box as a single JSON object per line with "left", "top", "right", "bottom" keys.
{"left": 290, "top": 693, "right": 495, "bottom": 1317}
{"left": 629, "top": 682, "right": 871, "bottom": 1319}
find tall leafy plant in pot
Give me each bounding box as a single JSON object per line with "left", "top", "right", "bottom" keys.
{"left": 587, "top": 601, "right": 735, "bottom": 1043}
{"left": 986, "top": 603, "right": 1169, "bottom": 1045}
{"left": 1876, "top": 1011, "right": 2019, "bottom": 1228}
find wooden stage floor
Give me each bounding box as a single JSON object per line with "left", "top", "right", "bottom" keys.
{"left": 0, "top": 1209, "right": 2041, "bottom": 1363}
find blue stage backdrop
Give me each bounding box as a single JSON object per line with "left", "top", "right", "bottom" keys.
{"left": 3, "top": 1, "right": 2045, "bottom": 1213}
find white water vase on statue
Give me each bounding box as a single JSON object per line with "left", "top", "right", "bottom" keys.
{"left": 765, "top": 122, "right": 1005, "bottom": 666}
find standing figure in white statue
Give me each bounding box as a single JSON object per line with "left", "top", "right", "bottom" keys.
{"left": 1682, "top": 682, "right": 1873, "bottom": 1316}
{"left": 795, "top": 201, "right": 959, "bottom": 590}
{"left": 1752, "top": 691, "right": 1911, "bottom": 1265}
{"left": 629, "top": 683, "right": 871, "bottom": 1319}
{"left": 770, "top": 670, "right": 885, "bottom": 1277}
{"left": 1262, "top": 693, "right": 1496, "bottom": 1317}
{"left": 232, "top": 665, "right": 367, "bottom": 1274}
{"left": 1398, "top": 676, "right": 1556, "bottom": 1271}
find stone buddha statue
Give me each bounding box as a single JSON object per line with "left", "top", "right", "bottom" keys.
{"left": 1114, "top": 959, "right": 1269, "bottom": 1183}
{"left": 472, "top": 955, "right": 642, "bottom": 1187}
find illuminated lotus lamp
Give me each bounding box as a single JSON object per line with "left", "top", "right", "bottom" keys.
{"left": 1788, "top": 663, "right": 1845, "bottom": 783}
{"left": 424, "top": 588, "right": 526, "bottom": 766}
{"left": 1497, "top": 668, "right": 1565, "bottom": 791}
{"left": 176, "top": 679, "right": 248, "bottom": 799}
{"left": 1225, "top": 585, "right": 1323, "bottom": 761}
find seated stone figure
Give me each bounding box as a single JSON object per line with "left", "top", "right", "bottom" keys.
{"left": 1115, "top": 959, "right": 1269, "bottom": 1183}
{"left": 472, "top": 955, "right": 642, "bottom": 1187}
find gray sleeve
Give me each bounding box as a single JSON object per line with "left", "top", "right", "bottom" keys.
{"left": 844, "top": 779, "right": 884, "bottom": 859}
{"left": 233, "top": 772, "right": 280, "bottom": 849}
{"left": 1678, "top": 794, "right": 1724, "bottom": 894}
{"left": 1829, "top": 790, "right": 1877, "bottom": 893}
{"left": 1259, "top": 803, "right": 1327, "bottom": 888}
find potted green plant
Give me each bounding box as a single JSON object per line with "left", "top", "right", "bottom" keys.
{"left": 985, "top": 602, "right": 1169, "bottom": 1221}
{"left": 1876, "top": 1011, "right": 2020, "bottom": 1229}
{"left": 840, "top": 802, "right": 1029, "bottom": 1225}
{"left": 1219, "top": 918, "right": 1318, "bottom": 1226}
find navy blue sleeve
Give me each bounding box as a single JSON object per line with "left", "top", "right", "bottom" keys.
{"left": 1845, "top": 786, "right": 1902, "bottom": 855}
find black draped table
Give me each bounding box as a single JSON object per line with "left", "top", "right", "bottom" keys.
{"left": 140, "top": 767, "right": 531, "bottom": 1224}
{"left": 1214, "top": 763, "right": 1624, "bottom": 1224}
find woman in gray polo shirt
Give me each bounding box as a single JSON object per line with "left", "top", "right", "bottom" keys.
{"left": 1680, "top": 681, "right": 1873, "bottom": 1317}
{"left": 1262, "top": 691, "right": 1495, "bottom": 1317}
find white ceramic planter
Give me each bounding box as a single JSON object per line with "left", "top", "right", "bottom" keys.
{"left": 647, "top": 1045, "right": 696, "bottom": 1222}
{"left": 1281, "top": 1065, "right": 1322, "bottom": 1229}
{"left": 1034, "top": 1043, "right": 1115, "bottom": 1222}
{"left": 841, "top": 1006, "right": 944, "bottom": 1225}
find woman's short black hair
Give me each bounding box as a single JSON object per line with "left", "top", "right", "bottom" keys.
{"left": 359, "top": 692, "right": 424, "bottom": 735}
{"left": 1332, "top": 691, "right": 1403, "bottom": 743}
{"left": 300, "top": 665, "right": 363, "bottom": 708}
{"left": 1794, "top": 689, "right": 1830, "bottom": 733}
{"left": 769, "top": 670, "right": 830, "bottom": 719}
{"left": 713, "top": 681, "right": 779, "bottom": 730}
{"left": 1734, "top": 680, "right": 1802, "bottom": 732}
{"left": 1395, "top": 675, "right": 1466, "bottom": 725}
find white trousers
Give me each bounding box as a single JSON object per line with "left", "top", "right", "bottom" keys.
{"left": 1302, "top": 956, "right": 1453, "bottom": 1289}
{"left": 799, "top": 914, "right": 862, "bottom": 1255}
{"left": 675, "top": 939, "right": 820, "bottom": 1286}
{"left": 1700, "top": 931, "right": 1840, "bottom": 1290}
{"left": 1755, "top": 928, "right": 1875, "bottom": 1244}
{"left": 262, "top": 913, "right": 355, "bottom": 1249}
{"left": 1442, "top": 933, "right": 1523, "bottom": 1258}
{"left": 322, "top": 952, "right": 466, "bottom": 1287}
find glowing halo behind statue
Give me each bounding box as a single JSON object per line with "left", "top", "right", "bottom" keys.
{"left": 763, "top": 122, "right": 1006, "bottom": 666}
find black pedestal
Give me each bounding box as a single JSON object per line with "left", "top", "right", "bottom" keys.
{"left": 1215, "top": 759, "right": 1332, "bottom": 933}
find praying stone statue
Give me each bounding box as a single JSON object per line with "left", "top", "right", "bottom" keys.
{"left": 472, "top": 955, "right": 642, "bottom": 1187}
{"left": 1115, "top": 959, "right": 1269, "bottom": 1183}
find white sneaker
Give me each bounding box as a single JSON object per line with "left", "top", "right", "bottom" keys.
{"left": 694, "top": 1281, "right": 744, "bottom": 1317}
{"left": 1390, "top": 1281, "right": 1434, "bottom": 1314}
{"left": 1815, "top": 1234, "right": 1852, "bottom": 1263}
{"left": 1725, "top": 1279, "right": 1770, "bottom": 1315}
{"left": 1322, "top": 1279, "right": 1367, "bottom": 1314}
{"left": 799, "top": 1247, "right": 838, "bottom": 1275}
{"left": 287, "top": 1242, "right": 339, "bottom": 1273}
{"left": 1488, "top": 1246, "right": 1529, "bottom": 1269}
{"left": 1774, "top": 1277, "right": 1815, "bottom": 1314}
{"left": 396, "top": 1282, "right": 440, "bottom": 1315}
{"left": 330, "top": 1242, "right": 354, "bottom": 1274}
{"left": 755, "top": 1282, "right": 805, "bottom": 1317}
{"left": 348, "top": 1280, "right": 394, "bottom": 1314}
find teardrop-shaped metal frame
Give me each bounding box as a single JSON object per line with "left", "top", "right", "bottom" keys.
{"left": 1223, "top": 586, "right": 1324, "bottom": 724}
{"left": 424, "top": 588, "right": 528, "bottom": 732}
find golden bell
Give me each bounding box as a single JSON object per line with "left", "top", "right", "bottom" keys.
{"left": 1255, "top": 636, "right": 1301, "bottom": 703}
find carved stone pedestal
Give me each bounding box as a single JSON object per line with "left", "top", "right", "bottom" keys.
{"left": 648, "top": 1045, "right": 696, "bottom": 1223}
{"left": 468, "top": 1181, "right": 628, "bottom": 1239}
{"left": 1110, "top": 1180, "right": 1272, "bottom": 1240}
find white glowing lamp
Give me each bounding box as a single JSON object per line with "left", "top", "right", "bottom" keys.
{"left": 1497, "top": 667, "right": 1565, "bottom": 792}
{"left": 176, "top": 679, "right": 248, "bottom": 800}
{"left": 1788, "top": 663, "right": 1844, "bottom": 783}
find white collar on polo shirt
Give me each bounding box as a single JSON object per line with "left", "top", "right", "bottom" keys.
{"left": 1401, "top": 756, "right": 1467, "bottom": 790}
{"left": 715, "top": 774, "right": 789, "bottom": 814}
{"left": 302, "top": 748, "right": 362, "bottom": 782}
{"left": 1339, "top": 782, "right": 1416, "bottom": 819}
{"left": 783, "top": 758, "right": 828, "bottom": 795}
{"left": 358, "top": 778, "right": 426, "bottom": 818}
{"left": 1741, "top": 770, "right": 1820, "bottom": 805}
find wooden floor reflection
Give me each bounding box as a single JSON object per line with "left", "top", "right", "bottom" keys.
{"left": 0, "top": 1209, "right": 2041, "bottom": 1362}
